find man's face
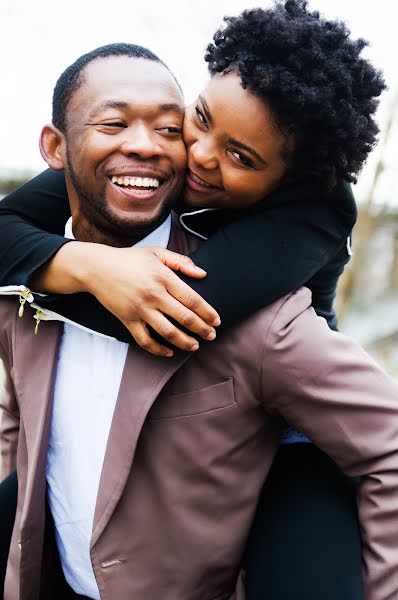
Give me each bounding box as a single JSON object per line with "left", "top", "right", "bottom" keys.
{"left": 62, "top": 56, "right": 187, "bottom": 245}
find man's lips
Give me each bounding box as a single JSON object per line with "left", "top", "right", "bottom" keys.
{"left": 185, "top": 170, "right": 222, "bottom": 193}
{"left": 108, "top": 174, "right": 167, "bottom": 201}
{"left": 107, "top": 169, "right": 171, "bottom": 199}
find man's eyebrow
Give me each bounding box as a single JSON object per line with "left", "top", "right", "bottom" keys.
{"left": 158, "top": 103, "right": 184, "bottom": 116}
{"left": 95, "top": 100, "right": 130, "bottom": 111}
{"left": 228, "top": 138, "right": 267, "bottom": 165}
{"left": 91, "top": 101, "right": 184, "bottom": 116}
{"left": 198, "top": 95, "right": 213, "bottom": 125}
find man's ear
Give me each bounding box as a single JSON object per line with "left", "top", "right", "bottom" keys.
{"left": 39, "top": 124, "right": 66, "bottom": 171}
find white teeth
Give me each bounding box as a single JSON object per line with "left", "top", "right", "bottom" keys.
{"left": 111, "top": 176, "right": 160, "bottom": 188}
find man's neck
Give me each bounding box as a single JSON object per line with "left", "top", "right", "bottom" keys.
{"left": 70, "top": 221, "right": 156, "bottom": 247}
{"left": 65, "top": 214, "right": 172, "bottom": 250}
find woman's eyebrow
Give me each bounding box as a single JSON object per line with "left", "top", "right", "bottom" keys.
{"left": 198, "top": 95, "right": 213, "bottom": 125}
{"left": 228, "top": 138, "right": 267, "bottom": 165}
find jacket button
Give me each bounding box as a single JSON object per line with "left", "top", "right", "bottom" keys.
{"left": 18, "top": 540, "right": 21, "bottom": 550}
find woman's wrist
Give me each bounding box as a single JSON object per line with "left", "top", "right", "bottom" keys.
{"left": 30, "top": 240, "right": 111, "bottom": 295}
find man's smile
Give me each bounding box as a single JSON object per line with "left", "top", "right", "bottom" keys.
{"left": 106, "top": 167, "right": 171, "bottom": 201}
{"left": 111, "top": 176, "right": 161, "bottom": 189}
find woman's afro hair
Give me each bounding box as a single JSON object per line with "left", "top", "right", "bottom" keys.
{"left": 205, "top": 0, "right": 386, "bottom": 188}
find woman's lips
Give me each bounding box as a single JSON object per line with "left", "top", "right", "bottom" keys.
{"left": 186, "top": 171, "right": 222, "bottom": 193}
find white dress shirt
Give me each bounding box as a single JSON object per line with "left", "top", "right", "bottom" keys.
{"left": 46, "top": 215, "right": 171, "bottom": 599}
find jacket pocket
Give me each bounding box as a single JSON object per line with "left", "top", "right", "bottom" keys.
{"left": 148, "top": 378, "right": 235, "bottom": 420}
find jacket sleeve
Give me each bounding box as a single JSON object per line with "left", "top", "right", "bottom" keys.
{"left": 261, "top": 288, "right": 398, "bottom": 600}
{"left": 182, "top": 180, "right": 356, "bottom": 327}
{"left": 0, "top": 169, "right": 71, "bottom": 286}
{"left": 0, "top": 327, "right": 19, "bottom": 481}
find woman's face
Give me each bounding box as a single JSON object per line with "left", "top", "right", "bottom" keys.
{"left": 183, "top": 72, "right": 289, "bottom": 210}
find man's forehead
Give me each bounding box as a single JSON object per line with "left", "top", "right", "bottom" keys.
{"left": 73, "top": 56, "right": 183, "bottom": 113}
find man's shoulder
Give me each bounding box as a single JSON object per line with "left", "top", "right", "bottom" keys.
{"left": 215, "top": 287, "right": 314, "bottom": 362}
{"left": 238, "top": 287, "right": 313, "bottom": 335}
{"left": 0, "top": 298, "right": 21, "bottom": 356}
{"left": 0, "top": 298, "right": 60, "bottom": 346}
{"left": 0, "top": 297, "right": 19, "bottom": 329}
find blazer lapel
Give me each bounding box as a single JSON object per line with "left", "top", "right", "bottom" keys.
{"left": 92, "top": 219, "right": 200, "bottom": 545}
{"left": 91, "top": 345, "right": 191, "bottom": 546}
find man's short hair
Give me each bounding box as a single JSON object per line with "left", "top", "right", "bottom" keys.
{"left": 52, "top": 43, "right": 176, "bottom": 133}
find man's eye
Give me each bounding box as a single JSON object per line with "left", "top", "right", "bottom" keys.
{"left": 194, "top": 107, "right": 208, "bottom": 128}
{"left": 100, "top": 122, "right": 126, "bottom": 128}
{"left": 156, "top": 127, "right": 182, "bottom": 134}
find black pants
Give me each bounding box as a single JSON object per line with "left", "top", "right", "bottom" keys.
{"left": 0, "top": 444, "right": 362, "bottom": 599}
{"left": 0, "top": 470, "right": 18, "bottom": 600}
{"left": 244, "top": 444, "right": 363, "bottom": 599}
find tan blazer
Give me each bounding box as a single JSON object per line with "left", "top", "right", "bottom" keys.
{"left": 1, "top": 220, "right": 398, "bottom": 600}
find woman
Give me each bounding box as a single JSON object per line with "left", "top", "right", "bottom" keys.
{"left": 0, "top": 1, "right": 385, "bottom": 598}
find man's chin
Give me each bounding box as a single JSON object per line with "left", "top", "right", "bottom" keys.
{"left": 92, "top": 202, "right": 172, "bottom": 245}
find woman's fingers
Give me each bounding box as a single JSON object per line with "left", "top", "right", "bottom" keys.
{"left": 136, "top": 311, "right": 202, "bottom": 352}
{"left": 153, "top": 248, "right": 207, "bottom": 279}
{"left": 128, "top": 311, "right": 205, "bottom": 356}
{"left": 154, "top": 294, "right": 217, "bottom": 340}
{"left": 165, "top": 275, "right": 221, "bottom": 327}
{"left": 128, "top": 321, "right": 175, "bottom": 357}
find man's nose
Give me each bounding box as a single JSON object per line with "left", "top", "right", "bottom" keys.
{"left": 189, "top": 138, "right": 219, "bottom": 171}
{"left": 120, "top": 124, "right": 161, "bottom": 158}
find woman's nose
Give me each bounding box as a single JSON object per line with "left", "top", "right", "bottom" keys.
{"left": 189, "top": 139, "right": 219, "bottom": 171}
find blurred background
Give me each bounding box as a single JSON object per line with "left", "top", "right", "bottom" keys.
{"left": 1, "top": 0, "right": 398, "bottom": 371}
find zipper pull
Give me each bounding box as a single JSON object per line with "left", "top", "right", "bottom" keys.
{"left": 34, "top": 309, "right": 44, "bottom": 335}
{"left": 18, "top": 288, "right": 33, "bottom": 318}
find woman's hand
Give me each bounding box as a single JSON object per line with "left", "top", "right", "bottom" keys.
{"left": 32, "top": 242, "right": 220, "bottom": 357}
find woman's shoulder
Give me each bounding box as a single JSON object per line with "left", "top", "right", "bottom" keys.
{"left": 263, "top": 179, "right": 356, "bottom": 214}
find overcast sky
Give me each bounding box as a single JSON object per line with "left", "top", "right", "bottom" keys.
{"left": 1, "top": 0, "right": 397, "bottom": 204}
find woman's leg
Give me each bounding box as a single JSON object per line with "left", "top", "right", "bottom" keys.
{"left": 244, "top": 443, "right": 363, "bottom": 600}
{"left": 0, "top": 470, "right": 18, "bottom": 598}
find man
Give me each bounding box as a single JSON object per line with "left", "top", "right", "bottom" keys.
{"left": 1, "top": 43, "right": 398, "bottom": 600}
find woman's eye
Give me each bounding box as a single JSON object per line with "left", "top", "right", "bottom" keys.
{"left": 194, "top": 107, "right": 208, "bottom": 128}
{"left": 229, "top": 150, "right": 253, "bottom": 168}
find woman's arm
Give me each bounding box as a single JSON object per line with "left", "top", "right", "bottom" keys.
{"left": 0, "top": 170, "right": 70, "bottom": 285}
{"left": 0, "top": 171, "right": 355, "bottom": 353}
{"left": 0, "top": 170, "right": 221, "bottom": 355}
{"left": 183, "top": 180, "right": 356, "bottom": 327}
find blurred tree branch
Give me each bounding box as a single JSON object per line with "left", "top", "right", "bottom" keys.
{"left": 337, "top": 92, "right": 398, "bottom": 322}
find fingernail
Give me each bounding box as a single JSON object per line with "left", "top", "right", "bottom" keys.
{"left": 165, "top": 350, "right": 174, "bottom": 357}
{"left": 212, "top": 317, "right": 221, "bottom": 327}
{"left": 190, "top": 343, "right": 199, "bottom": 351}
{"left": 195, "top": 268, "right": 207, "bottom": 275}
{"left": 206, "top": 331, "right": 216, "bottom": 341}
